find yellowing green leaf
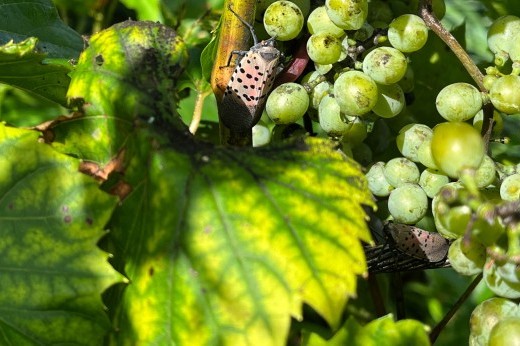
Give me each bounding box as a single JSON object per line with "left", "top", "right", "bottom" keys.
{"left": 108, "top": 132, "right": 373, "bottom": 345}
{"left": 0, "top": 124, "right": 123, "bottom": 344}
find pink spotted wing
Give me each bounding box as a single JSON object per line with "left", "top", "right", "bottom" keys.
{"left": 386, "top": 223, "right": 449, "bottom": 262}
{"left": 220, "top": 38, "right": 281, "bottom": 133}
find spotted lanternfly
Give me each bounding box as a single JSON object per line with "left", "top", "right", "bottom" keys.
{"left": 220, "top": 7, "right": 282, "bottom": 134}
{"left": 384, "top": 223, "right": 450, "bottom": 263}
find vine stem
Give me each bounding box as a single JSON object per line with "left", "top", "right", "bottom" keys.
{"left": 418, "top": 0, "right": 494, "bottom": 148}
{"left": 429, "top": 273, "right": 483, "bottom": 343}
{"left": 189, "top": 91, "right": 210, "bottom": 134}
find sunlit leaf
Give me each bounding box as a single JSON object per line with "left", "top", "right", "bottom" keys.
{"left": 106, "top": 131, "right": 373, "bottom": 345}
{"left": 119, "top": 0, "right": 163, "bottom": 21}
{"left": 0, "top": 124, "right": 123, "bottom": 344}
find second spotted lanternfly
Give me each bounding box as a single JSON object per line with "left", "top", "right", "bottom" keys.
{"left": 220, "top": 7, "right": 283, "bottom": 134}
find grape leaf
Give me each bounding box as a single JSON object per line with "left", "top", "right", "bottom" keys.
{"left": 0, "top": 0, "right": 83, "bottom": 59}
{"left": 304, "top": 315, "right": 430, "bottom": 346}
{"left": 64, "top": 20, "right": 374, "bottom": 345}
{"left": 0, "top": 124, "right": 123, "bottom": 345}
{"left": 107, "top": 131, "right": 373, "bottom": 345}
{"left": 0, "top": 38, "right": 74, "bottom": 105}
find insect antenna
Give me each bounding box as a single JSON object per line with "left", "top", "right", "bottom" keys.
{"left": 227, "top": 5, "right": 259, "bottom": 45}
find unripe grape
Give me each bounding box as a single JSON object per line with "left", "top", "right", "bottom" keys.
{"left": 431, "top": 122, "right": 485, "bottom": 178}
{"left": 383, "top": 157, "right": 420, "bottom": 187}
{"left": 489, "top": 75, "right": 520, "bottom": 114}
{"left": 388, "top": 14, "right": 428, "bottom": 53}
{"left": 366, "top": 161, "right": 394, "bottom": 197}
{"left": 448, "top": 238, "right": 485, "bottom": 276}
{"left": 302, "top": 71, "right": 332, "bottom": 109}
{"left": 419, "top": 168, "right": 450, "bottom": 198}
{"left": 257, "top": 0, "right": 310, "bottom": 19}
{"left": 264, "top": 1, "right": 305, "bottom": 41}
{"left": 252, "top": 122, "right": 271, "bottom": 147}
{"left": 325, "top": 0, "right": 368, "bottom": 30}
{"left": 489, "top": 318, "right": 520, "bottom": 346}
{"left": 372, "top": 83, "right": 405, "bottom": 118}
{"left": 266, "top": 83, "right": 309, "bottom": 124}
{"left": 484, "top": 258, "right": 520, "bottom": 299}
{"left": 362, "top": 47, "right": 408, "bottom": 85}
{"left": 474, "top": 155, "right": 497, "bottom": 189}
{"left": 396, "top": 123, "right": 432, "bottom": 162}
{"left": 307, "top": 6, "right": 345, "bottom": 37}
{"left": 432, "top": 182, "right": 464, "bottom": 239}
{"left": 417, "top": 137, "right": 439, "bottom": 169}
{"left": 318, "top": 94, "right": 351, "bottom": 136}
{"left": 333, "top": 71, "right": 378, "bottom": 116}
{"left": 307, "top": 32, "right": 342, "bottom": 64}
{"left": 500, "top": 173, "right": 520, "bottom": 201}
{"left": 487, "top": 15, "right": 520, "bottom": 56}
{"left": 388, "top": 183, "right": 428, "bottom": 224}
{"left": 436, "top": 83, "right": 483, "bottom": 122}
{"left": 470, "top": 298, "right": 520, "bottom": 346}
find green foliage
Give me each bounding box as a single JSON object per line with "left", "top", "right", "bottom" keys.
{"left": 0, "top": 124, "right": 122, "bottom": 344}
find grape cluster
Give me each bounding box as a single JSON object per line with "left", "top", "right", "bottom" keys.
{"left": 251, "top": 0, "right": 520, "bottom": 328}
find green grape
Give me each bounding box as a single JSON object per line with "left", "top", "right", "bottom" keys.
{"left": 473, "top": 109, "right": 503, "bottom": 136}
{"left": 266, "top": 83, "right": 309, "bottom": 124}
{"left": 489, "top": 318, "right": 520, "bottom": 346}
{"left": 496, "top": 261, "right": 520, "bottom": 284}
{"left": 325, "top": 0, "right": 368, "bottom": 30}
{"left": 314, "top": 62, "right": 333, "bottom": 75}
{"left": 470, "top": 298, "right": 520, "bottom": 346}
{"left": 263, "top": 0, "right": 305, "bottom": 41}
{"left": 500, "top": 173, "right": 520, "bottom": 201}
{"left": 302, "top": 71, "right": 332, "bottom": 110}
{"left": 307, "top": 6, "right": 345, "bottom": 37}
{"left": 487, "top": 15, "right": 520, "bottom": 61}
{"left": 362, "top": 47, "right": 408, "bottom": 85}
{"left": 307, "top": 32, "right": 342, "bottom": 64}
{"left": 484, "top": 258, "right": 520, "bottom": 299}
{"left": 435, "top": 83, "right": 483, "bottom": 122}
{"left": 432, "top": 182, "right": 464, "bottom": 239}
{"left": 417, "top": 136, "right": 439, "bottom": 169}
{"left": 483, "top": 74, "right": 499, "bottom": 91}
{"left": 383, "top": 157, "right": 420, "bottom": 187}
{"left": 333, "top": 71, "right": 378, "bottom": 116}
{"left": 252, "top": 122, "right": 271, "bottom": 147}
{"left": 489, "top": 75, "right": 520, "bottom": 114}
{"left": 342, "top": 117, "right": 368, "bottom": 146}
{"left": 256, "top": 0, "right": 310, "bottom": 19}
{"left": 388, "top": 14, "right": 428, "bottom": 53}
{"left": 371, "top": 83, "right": 405, "bottom": 118}
{"left": 474, "top": 155, "right": 497, "bottom": 188}
{"left": 318, "top": 94, "right": 351, "bottom": 136}
{"left": 388, "top": 183, "right": 428, "bottom": 224}
{"left": 419, "top": 168, "right": 450, "bottom": 198}
{"left": 366, "top": 161, "right": 394, "bottom": 197}
{"left": 448, "top": 238, "right": 485, "bottom": 276}
{"left": 431, "top": 122, "right": 485, "bottom": 178}
{"left": 396, "top": 123, "right": 432, "bottom": 162}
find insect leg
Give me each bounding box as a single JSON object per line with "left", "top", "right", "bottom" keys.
{"left": 225, "top": 50, "right": 248, "bottom": 67}
{"left": 227, "top": 4, "right": 258, "bottom": 45}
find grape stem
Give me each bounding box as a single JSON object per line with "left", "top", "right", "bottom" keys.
{"left": 418, "top": 0, "right": 493, "bottom": 149}
{"left": 429, "top": 273, "right": 483, "bottom": 344}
